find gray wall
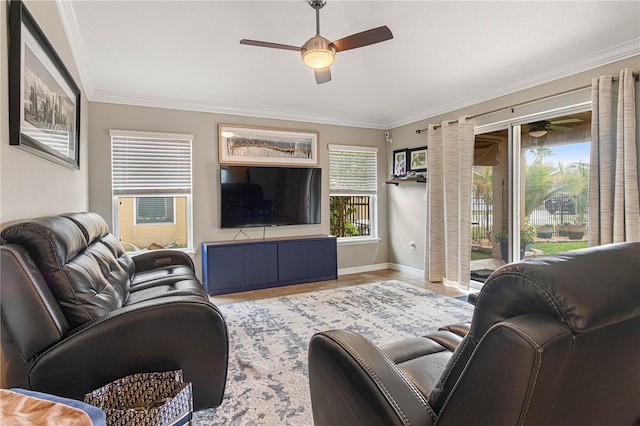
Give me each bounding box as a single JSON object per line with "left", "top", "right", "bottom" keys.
{"left": 2, "top": 0, "right": 637, "bottom": 277}
{"left": 388, "top": 56, "right": 640, "bottom": 272}
{"left": 88, "top": 102, "right": 390, "bottom": 278}
{"left": 1, "top": 0, "right": 89, "bottom": 223}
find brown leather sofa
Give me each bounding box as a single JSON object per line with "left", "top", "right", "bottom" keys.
{"left": 309, "top": 242, "right": 640, "bottom": 425}
{"left": 0, "top": 212, "right": 228, "bottom": 410}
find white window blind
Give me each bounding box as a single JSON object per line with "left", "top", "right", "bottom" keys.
{"left": 329, "top": 145, "right": 378, "bottom": 195}
{"left": 111, "top": 130, "right": 192, "bottom": 195}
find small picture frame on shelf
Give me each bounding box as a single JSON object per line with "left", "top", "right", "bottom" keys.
{"left": 393, "top": 149, "right": 407, "bottom": 177}
{"left": 408, "top": 147, "right": 427, "bottom": 173}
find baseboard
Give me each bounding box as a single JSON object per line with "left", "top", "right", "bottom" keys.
{"left": 338, "top": 262, "right": 426, "bottom": 279}
{"left": 387, "top": 263, "right": 424, "bottom": 277}
{"left": 470, "top": 280, "right": 484, "bottom": 291}
{"left": 338, "top": 263, "right": 389, "bottom": 276}
{"left": 340, "top": 262, "right": 482, "bottom": 291}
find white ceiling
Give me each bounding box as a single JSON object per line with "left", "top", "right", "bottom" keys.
{"left": 58, "top": 1, "right": 640, "bottom": 129}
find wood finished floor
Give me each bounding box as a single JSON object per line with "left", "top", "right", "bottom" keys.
{"left": 210, "top": 269, "right": 467, "bottom": 305}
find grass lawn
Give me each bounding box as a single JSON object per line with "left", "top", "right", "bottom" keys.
{"left": 532, "top": 241, "right": 588, "bottom": 255}
{"left": 471, "top": 250, "right": 493, "bottom": 261}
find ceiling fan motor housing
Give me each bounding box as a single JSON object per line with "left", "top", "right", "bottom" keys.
{"left": 301, "top": 35, "right": 336, "bottom": 69}
{"left": 309, "top": 0, "right": 327, "bottom": 10}
{"left": 529, "top": 121, "right": 550, "bottom": 132}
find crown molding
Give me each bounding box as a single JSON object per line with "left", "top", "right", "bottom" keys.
{"left": 387, "top": 38, "right": 640, "bottom": 129}
{"left": 56, "top": 0, "right": 95, "bottom": 98}
{"left": 91, "top": 89, "right": 388, "bottom": 129}
{"left": 54, "top": 1, "right": 638, "bottom": 132}
{"left": 56, "top": 0, "right": 384, "bottom": 129}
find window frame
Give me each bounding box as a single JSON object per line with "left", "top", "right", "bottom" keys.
{"left": 328, "top": 144, "right": 379, "bottom": 244}
{"left": 110, "top": 130, "right": 194, "bottom": 254}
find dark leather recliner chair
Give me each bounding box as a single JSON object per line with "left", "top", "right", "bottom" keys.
{"left": 309, "top": 242, "right": 640, "bottom": 425}
{"left": 1, "top": 212, "right": 228, "bottom": 410}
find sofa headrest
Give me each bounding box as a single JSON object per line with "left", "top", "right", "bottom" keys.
{"left": 472, "top": 242, "right": 640, "bottom": 336}
{"left": 1, "top": 216, "right": 87, "bottom": 266}
{"left": 1, "top": 214, "right": 128, "bottom": 329}
{"left": 61, "top": 212, "right": 110, "bottom": 244}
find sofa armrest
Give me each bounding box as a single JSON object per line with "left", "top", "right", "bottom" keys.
{"left": 132, "top": 249, "right": 194, "bottom": 272}
{"left": 27, "top": 296, "right": 227, "bottom": 411}
{"left": 309, "top": 329, "right": 436, "bottom": 426}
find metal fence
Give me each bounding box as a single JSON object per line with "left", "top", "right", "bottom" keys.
{"left": 471, "top": 193, "right": 586, "bottom": 243}
{"left": 528, "top": 194, "right": 578, "bottom": 227}
{"left": 343, "top": 196, "right": 371, "bottom": 237}
{"left": 471, "top": 197, "right": 492, "bottom": 244}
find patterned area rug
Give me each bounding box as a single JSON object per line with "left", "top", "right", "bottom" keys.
{"left": 193, "top": 280, "right": 474, "bottom": 425}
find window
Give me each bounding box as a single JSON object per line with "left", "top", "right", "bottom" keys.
{"left": 329, "top": 144, "right": 378, "bottom": 242}
{"left": 111, "top": 130, "right": 193, "bottom": 252}
{"left": 136, "top": 197, "right": 175, "bottom": 224}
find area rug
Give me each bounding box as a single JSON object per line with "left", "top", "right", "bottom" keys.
{"left": 193, "top": 280, "right": 474, "bottom": 425}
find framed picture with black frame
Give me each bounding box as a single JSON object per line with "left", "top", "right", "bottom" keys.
{"left": 8, "top": 0, "right": 81, "bottom": 169}
{"left": 408, "top": 147, "right": 427, "bottom": 173}
{"left": 393, "top": 149, "right": 407, "bottom": 177}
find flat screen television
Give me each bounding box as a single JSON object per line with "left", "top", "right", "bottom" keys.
{"left": 220, "top": 165, "right": 321, "bottom": 228}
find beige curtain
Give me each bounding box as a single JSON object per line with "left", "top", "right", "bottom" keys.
{"left": 425, "top": 116, "right": 475, "bottom": 289}
{"left": 589, "top": 68, "right": 640, "bottom": 245}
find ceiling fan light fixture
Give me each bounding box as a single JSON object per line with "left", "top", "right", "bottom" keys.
{"left": 529, "top": 129, "right": 548, "bottom": 138}
{"left": 301, "top": 35, "right": 336, "bottom": 69}
{"left": 528, "top": 121, "right": 550, "bottom": 138}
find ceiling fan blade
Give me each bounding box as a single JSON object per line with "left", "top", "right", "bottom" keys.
{"left": 331, "top": 26, "right": 393, "bottom": 52}
{"left": 550, "top": 118, "right": 583, "bottom": 125}
{"left": 240, "top": 39, "right": 300, "bottom": 52}
{"left": 314, "top": 68, "right": 331, "bottom": 84}
{"left": 548, "top": 124, "right": 573, "bottom": 132}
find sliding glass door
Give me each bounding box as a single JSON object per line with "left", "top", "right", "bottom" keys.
{"left": 470, "top": 129, "right": 508, "bottom": 270}
{"left": 519, "top": 111, "right": 591, "bottom": 257}
{"left": 470, "top": 109, "right": 591, "bottom": 275}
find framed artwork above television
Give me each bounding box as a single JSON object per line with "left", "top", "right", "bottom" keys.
{"left": 219, "top": 124, "right": 319, "bottom": 166}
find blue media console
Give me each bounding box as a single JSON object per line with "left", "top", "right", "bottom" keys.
{"left": 202, "top": 235, "right": 337, "bottom": 295}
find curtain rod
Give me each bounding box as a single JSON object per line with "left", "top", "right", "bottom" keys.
{"left": 415, "top": 71, "right": 639, "bottom": 134}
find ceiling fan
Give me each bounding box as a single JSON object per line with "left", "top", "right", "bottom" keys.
{"left": 527, "top": 118, "right": 583, "bottom": 138}
{"left": 239, "top": 0, "right": 393, "bottom": 84}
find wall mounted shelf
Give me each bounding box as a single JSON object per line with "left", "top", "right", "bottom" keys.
{"left": 385, "top": 176, "right": 426, "bottom": 185}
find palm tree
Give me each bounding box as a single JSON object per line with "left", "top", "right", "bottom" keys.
{"left": 524, "top": 161, "right": 556, "bottom": 218}
{"left": 569, "top": 161, "right": 589, "bottom": 224}
{"left": 523, "top": 154, "right": 587, "bottom": 220}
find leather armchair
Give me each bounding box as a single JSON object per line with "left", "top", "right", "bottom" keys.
{"left": 1, "top": 212, "right": 228, "bottom": 410}
{"left": 309, "top": 242, "right": 640, "bottom": 425}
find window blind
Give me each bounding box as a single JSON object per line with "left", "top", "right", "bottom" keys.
{"left": 111, "top": 130, "right": 192, "bottom": 195}
{"left": 329, "top": 145, "right": 378, "bottom": 195}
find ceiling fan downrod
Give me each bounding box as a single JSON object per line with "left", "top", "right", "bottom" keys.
{"left": 309, "top": 0, "right": 326, "bottom": 35}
